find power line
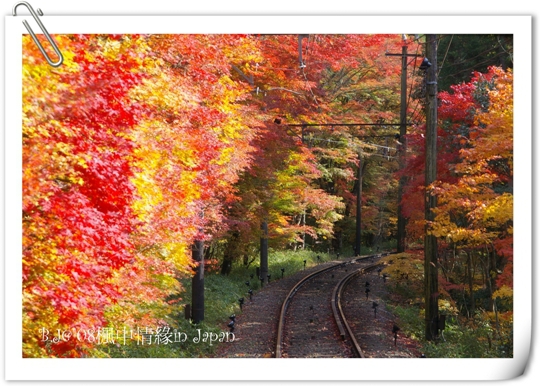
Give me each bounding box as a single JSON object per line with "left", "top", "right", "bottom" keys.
{"left": 408, "top": 99, "right": 425, "bottom": 126}
{"left": 442, "top": 55, "right": 506, "bottom": 80}
{"left": 437, "top": 34, "right": 454, "bottom": 78}
{"left": 439, "top": 44, "right": 499, "bottom": 68}
{"left": 405, "top": 41, "right": 422, "bottom": 122}
{"left": 306, "top": 135, "right": 398, "bottom": 152}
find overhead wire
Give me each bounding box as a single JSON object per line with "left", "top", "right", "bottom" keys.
{"left": 303, "top": 135, "right": 398, "bottom": 161}
{"left": 437, "top": 36, "right": 512, "bottom": 82}
{"left": 277, "top": 35, "right": 413, "bottom": 160}
{"left": 443, "top": 55, "right": 506, "bottom": 80}
{"left": 405, "top": 40, "right": 422, "bottom": 120}
{"left": 437, "top": 34, "right": 454, "bottom": 78}
{"left": 409, "top": 101, "right": 425, "bottom": 126}
{"left": 440, "top": 44, "right": 500, "bottom": 68}
{"left": 306, "top": 136, "right": 397, "bottom": 151}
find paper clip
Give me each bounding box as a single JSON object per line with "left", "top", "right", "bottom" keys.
{"left": 13, "top": 1, "right": 63, "bottom": 67}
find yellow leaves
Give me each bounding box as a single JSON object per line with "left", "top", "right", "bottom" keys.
{"left": 381, "top": 252, "right": 420, "bottom": 268}
{"left": 438, "top": 299, "right": 458, "bottom": 315}
{"left": 131, "top": 170, "right": 163, "bottom": 221}
{"left": 59, "top": 45, "right": 79, "bottom": 72}
{"left": 160, "top": 242, "right": 193, "bottom": 272}
{"left": 176, "top": 171, "right": 200, "bottom": 200}
{"left": 470, "top": 68, "right": 513, "bottom": 169}
{"left": 221, "top": 35, "right": 264, "bottom": 65}
{"left": 447, "top": 229, "right": 484, "bottom": 244}
{"left": 429, "top": 209, "right": 491, "bottom": 245}
{"left": 76, "top": 156, "right": 88, "bottom": 169}
{"left": 380, "top": 252, "right": 424, "bottom": 297}
{"left": 476, "top": 68, "right": 513, "bottom": 126}
{"left": 100, "top": 39, "right": 122, "bottom": 60}
{"left": 172, "top": 147, "right": 197, "bottom": 168}
{"left": 492, "top": 285, "right": 513, "bottom": 300}
{"left": 132, "top": 144, "right": 162, "bottom": 222}
{"left": 134, "top": 71, "right": 196, "bottom": 112}
{"left": 431, "top": 71, "right": 513, "bottom": 246}
{"left": 477, "top": 193, "right": 513, "bottom": 227}
{"left": 216, "top": 146, "right": 234, "bottom": 166}
{"left": 23, "top": 123, "right": 50, "bottom": 140}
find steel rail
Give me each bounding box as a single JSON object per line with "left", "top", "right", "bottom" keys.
{"left": 275, "top": 252, "right": 390, "bottom": 358}
{"left": 333, "top": 263, "right": 385, "bottom": 358}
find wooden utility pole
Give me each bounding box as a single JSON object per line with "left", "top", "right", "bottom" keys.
{"left": 397, "top": 45, "right": 408, "bottom": 253}
{"left": 354, "top": 152, "right": 364, "bottom": 256}
{"left": 191, "top": 239, "right": 205, "bottom": 323}
{"left": 260, "top": 221, "right": 269, "bottom": 283}
{"left": 424, "top": 34, "right": 439, "bottom": 341}
{"left": 386, "top": 45, "right": 421, "bottom": 253}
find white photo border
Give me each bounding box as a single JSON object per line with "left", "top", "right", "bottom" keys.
{"left": 5, "top": 15, "right": 531, "bottom": 381}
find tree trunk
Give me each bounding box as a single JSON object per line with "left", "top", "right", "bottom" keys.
{"left": 191, "top": 240, "right": 205, "bottom": 323}
{"left": 424, "top": 34, "right": 439, "bottom": 341}
{"left": 467, "top": 251, "right": 475, "bottom": 317}
{"left": 260, "top": 221, "right": 269, "bottom": 283}
{"left": 301, "top": 212, "right": 306, "bottom": 250}
{"left": 355, "top": 154, "right": 365, "bottom": 256}
{"left": 221, "top": 231, "right": 239, "bottom": 275}
{"left": 397, "top": 45, "right": 408, "bottom": 252}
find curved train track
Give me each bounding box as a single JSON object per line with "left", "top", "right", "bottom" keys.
{"left": 275, "top": 253, "right": 390, "bottom": 358}
{"left": 332, "top": 262, "right": 384, "bottom": 357}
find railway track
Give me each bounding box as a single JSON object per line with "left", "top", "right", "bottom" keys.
{"left": 275, "top": 253, "right": 390, "bottom": 358}
{"left": 332, "top": 262, "right": 384, "bottom": 357}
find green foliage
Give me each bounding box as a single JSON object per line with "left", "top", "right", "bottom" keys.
{"left": 227, "top": 249, "right": 337, "bottom": 285}
{"left": 101, "top": 249, "right": 334, "bottom": 357}
{"left": 389, "top": 305, "right": 511, "bottom": 358}
{"left": 437, "top": 34, "right": 513, "bottom": 91}
{"left": 356, "top": 239, "right": 397, "bottom": 256}
{"left": 381, "top": 250, "right": 511, "bottom": 358}
{"left": 380, "top": 252, "right": 424, "bottom": 303}
{"left": 388, "top": 305, "right": 424, "bottom": 341}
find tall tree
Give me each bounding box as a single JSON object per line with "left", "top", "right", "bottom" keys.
{"left": 23, "top": 35, "right": 156, "bottom": 357}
